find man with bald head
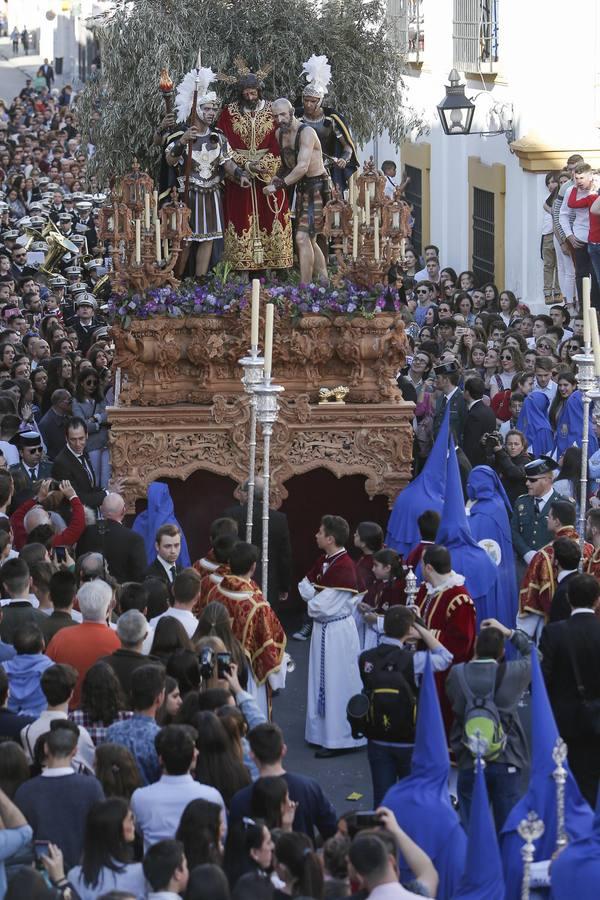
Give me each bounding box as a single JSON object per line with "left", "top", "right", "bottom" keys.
{"left": 76, "top": 492, "right": 147, "bottom": 583}
{"left": 264, "top": 98, "right": 329, "bottom": 283}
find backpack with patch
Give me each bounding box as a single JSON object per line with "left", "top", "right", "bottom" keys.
{"left": 456, "top": 663, "right": 507, "bottom": 761}
{"left": 360, "top": 645, "right": 417, "bottom": 743}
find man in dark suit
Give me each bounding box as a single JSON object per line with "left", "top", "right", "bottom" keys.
{"left": 223, "top": 476, "right": 292, "bottom": 607}
{"left": 462, "top": 376, "right": 497, "bottom": 468}
{"left": 549, "top": 538, "right": 580, "bottom": 622}
{"left": 51, "top": 417, "right": 106, "bottom": 510}
{"left": 41, "top": 58, "right": 54, "bottom": 89}
{"left": 9, "top": 431, "right": 53, "bottom": 487}
{"left": 432, "top": 360, "right": 466, "bottom": 446}
{"left": 540, "top": 574, "right": 600, "bottom": 806}
{"left": 0, "top": 559, "right": 48, "bottom": 645}
{"left": 38, "top": 390, "right": 72, "bottom": 461}
{"left": 76, "top": 493, "right": 147, "bottom": 584}
{"left": 144, "top": 524, "right": 183, "bottom": 597}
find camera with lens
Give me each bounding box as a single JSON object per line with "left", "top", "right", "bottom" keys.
{"left": 481, "top": 430, "right": 502, "bottom": 450}
{"left": 199, "top": 646, "right": 215, "bottom": 680}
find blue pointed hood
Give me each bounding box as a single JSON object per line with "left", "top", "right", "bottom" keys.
{"left": 453, "top": 758, "right": 505, "bottom": 900}
{"left": 132, "top": 482, "right": 191, "bottom": 566}
{"left": 550, "top": 782, "right": 600, "bottom": 900}
{"left": 466, "top": 465, "right": 511, "bottom": 519}
{"left": 516, "top": 391, "right": 554, "bottom": 457}
{"left": 555, "top": 389, "right": 599, "bottom": 459}
{"left": 435, "top": 439, "right": 498, "bottom": 605}
{"left": 382, "top": 654, "right": 467, "bottom": 899}
{"left": 500, "top": 652, "right": 594, "bottom": 900}
{"left": 385, "top": 403, "right": 449, "bottom": 555}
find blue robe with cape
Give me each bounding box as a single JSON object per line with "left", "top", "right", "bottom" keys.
{"left": 550, "top": 790, "right": 600, "bottom": 899}
{"left": 131, "top": 482, "right": 191, "bottom": 567}
{"left": 516, "top": 391, "right": 554, "bottom": 457}
{"left": 500, "top": 652, "right": 593, "bottom": 900}
{"left": 386, "top": 403, "right": 449, "bottom": 556}
{"left": 382, "top": 654, "right": 467, "bottom": 900}
{"left": 466, "top": 465, "right": 518, "bottom": 628}
{"left": 426, "top": 439, "right": 499, "bottom": 627}
{"left": 453, "top": 758, "right": 505, "bottom": 900}
{"left": 554, "top": 389, "right": 599, "bottom": 459}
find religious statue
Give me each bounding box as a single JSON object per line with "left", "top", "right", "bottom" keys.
{"left": 164, "top": 67, "right": 250, "bottom": 276}
{"left": 217, "top": 59, "right": 293, "bottom": 271}
{"left": 264, "top": 99, "right": 328, "bottom": 284}
{"left": 296, "top": 55, "right": 358, "bottom": 196}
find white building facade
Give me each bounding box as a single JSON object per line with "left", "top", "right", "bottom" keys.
{"left": 362, "top": 0, "right": 600, "bottom": 310}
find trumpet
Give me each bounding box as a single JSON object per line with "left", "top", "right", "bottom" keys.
{"left": 40, "top": 233, "right": 79, "bottom": 276}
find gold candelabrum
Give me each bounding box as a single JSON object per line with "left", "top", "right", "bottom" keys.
{"left": 323, "top": 158, "right": 413, "bottom": 289}
{"left": 97, "top": 159, "right": 192, "bottom": 294}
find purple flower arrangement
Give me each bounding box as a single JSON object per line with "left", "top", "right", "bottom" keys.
{"left": 108, "top": 277, "right": 403, "bottom": 328}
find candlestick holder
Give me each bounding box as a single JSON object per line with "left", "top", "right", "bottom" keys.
{"left": 404, "top": 566, "right": 418, "bottom": 609}
{"left": 552, "top": 737, "right": 568, "bottom": 857}
{"left": 254, "top": 379, "right": 285, "bottom": 599}
{"left": 574, "top": 347, "right": 596, "bottom": 565}
{"left": 97, "top": 161, "right": 192, "bottom": 294}
{"left": 238, "top": 348, "right": 265, "bottom": 543}
{"left": 517, "top": 811, "right": 545, "bottom": 900}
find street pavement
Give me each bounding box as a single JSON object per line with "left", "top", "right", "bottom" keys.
{"left": 0, "top": 36, "right": 66, "bottom": 100}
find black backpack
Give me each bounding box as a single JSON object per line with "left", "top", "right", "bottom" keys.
{"left": 359, "top": 645, "right": 417, "bottom": 743}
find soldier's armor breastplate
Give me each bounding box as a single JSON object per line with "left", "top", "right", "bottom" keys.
{"left": 303, "top": 116, "right": 336, "bottom": 156}
{"left": 178, "top": 132, "right": 225, "bottom": 192}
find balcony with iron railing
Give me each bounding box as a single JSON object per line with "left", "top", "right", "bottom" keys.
{"left": 387, "top": 0, "right": 424, "bottom": 64}
{"left": 453, "top": 0, "right": 499, "bottom": 75}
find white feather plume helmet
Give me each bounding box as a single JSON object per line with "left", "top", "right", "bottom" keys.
{"left": 301, "top": 54, "right": 332, "bottom": 99}
{"left": 175, "top": 67, "right": 218, "bottom": 124}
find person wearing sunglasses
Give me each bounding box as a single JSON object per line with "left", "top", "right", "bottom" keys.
{"left": 71, "top": 368, "right": 110, "bottom": 490}
{"left": 8, "top": 430, "right": 52, "bottom": 485}
{"left": 413, "top": 281, "right": 437, "bottom": 327}
{"left": 510, "top": 456, "right": 562, "bottom": 599}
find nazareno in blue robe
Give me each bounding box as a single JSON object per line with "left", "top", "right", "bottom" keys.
{"left": 385, "top": 401, "right": 449, "bottom": 556}
{"left": 550, "top": 788, "right": 600, "bottom": 899}
{"left": 466, "top": 465, "right": 518, "bottom": 628}
{"left": 382, "top": 653, "right": 467, "bottom": 900}
{"left": 516, "top": 390, "right": 554, "bottom": 457}
{"left": 554, "top": 388, "right": 599, "bottom": 459}
{"left": 132, "top": 481, "right": 191, "bottom": 567}
{"left": 453, "top": 757, "right": 505, "bottom": 900}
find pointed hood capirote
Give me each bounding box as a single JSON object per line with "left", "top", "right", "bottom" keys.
{"left": 453, "top": 757, "right": 505, "bottom": 900}
{"left": 132, "top": 482, "right": 191, "bottom": 567}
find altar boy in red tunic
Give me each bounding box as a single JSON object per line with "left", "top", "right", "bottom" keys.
{"left": 208, "top": 541, "right": 287, "bottom": 719}
{"left": 415, "top": 544, "right": 476, "bottom": 734}
{"left": 300, "top": 515, "right": 366, "bottom": 758}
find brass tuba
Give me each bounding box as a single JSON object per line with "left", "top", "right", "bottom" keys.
{"left": 40, "top": 233, "right": 79, "bottom": 276}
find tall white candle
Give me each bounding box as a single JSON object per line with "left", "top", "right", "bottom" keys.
{"left": 349, "top": 175, "right": 355, "bottom": 207}
{"left": 374, "top": 213, "right": 380, "bottom": 261}
{"left": 144, "top": 193, "right": 151, "bottom": 230}
{"left": 163, "top": 237, "right": 169, "bottom": 259}
{"left": 589, "top": 309, "right": 600, "bottom": 377}
{"left": 134, "top": 219, "right": 141, "bottom": 264}
{"left": 264, "top": 303, "right": 274, "bottom": 380}
{"left": 171, "top": 212, "right": 177, "bottom": 230}
{"left": 152, "top": 190, "right": 158, "bottom": 222}
{"left": 365, "top": 188, "right": 370, "bottom": 222}
{"left": 392, "top": 211, "right": 400, "bottom": 229}
{"left": 583, "top": 276, "right": 592, "bottom": 347}
{"left": 155, "top": 218, "right": 161, "bottom": 262}
{"left": 352, "top": 215, "right": 358, "bottom": 260}
{"left": 251, "top": 278, "right": 260, "bottom": 348}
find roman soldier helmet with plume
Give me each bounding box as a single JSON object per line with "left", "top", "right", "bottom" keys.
{"left": 301, "top": 54, "right": 332, "bottom": 105}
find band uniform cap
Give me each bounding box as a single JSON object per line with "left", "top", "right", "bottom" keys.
{"left": 433, "top": 361, "right": 460, "bottom": 376}
{"left": 2, "top": 230, "right": 19, "bottom": 240}
{"left": 75, "top": 294, "right": 97, "bottom": 309}
{"left": 10, "top": 430, "right": 43, "bottom": 448}
{"left": 49, "top": 276, "right": 68, "bottom": 287}
{"left": 524, "top": 456, "right": 559, "bottom": 477}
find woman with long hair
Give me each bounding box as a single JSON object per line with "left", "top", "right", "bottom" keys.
{"left": 223, "top": 818, "right": 274, "bottom": 889}
{"left": 67, "top": 798, "right": 145, "bottom": 899}
{"left": 150, "top": 616, "right": 194, "bottom": 663}
{"left": 549, "top": 371, "right": 577, "bottom": 430}
{"left": 72, "top": 367, "right": 110, "bottom": 488}
{"left": 176, "top": 798, "right": 224, "bottom": 869}
{"left": 481, "top": 282, "right": 500, "bottom": 312}
{"left": 0, "top": 741, "right": 30, "bottom": 798}
{"left": 192, "top": 710, "right": 251, "bottom": 807}
{"left": 70, "top": 663, "right": 131, "bottom": 745}
{"left": 196, "top": 601, "right": 248, "bottom": 686}
{"left": 490, "top": 346, "right": 524, "bottom": 398}
{"left": 467, "top": 341, "right": 487, "bottom": 377}
{"left": 156, "top": 675, "right": 183, "bottom": 726}
{"left": 41, "top": 355, "right": 74, "bottom": 414}
{"left": 498, "top": 290, "right": 519, "bottom": 326}
{"left": 482, "top": 346, "right": 500, "bottom": 394}
{"left": 452, "top": 291, "right": 476, "bottom": 325}
{"left": 554, "top": 446, "right": 582, "bottom": 509}
{"left": 250, "top": 776, "right": 297, "bottom": 831}
{"left": 458, "top": 270, "right": 476, "bottom": 292}
{"left": 273, "top": 832, "right": 324, "bottom": 900}
{"left": 94, "top": 744, "right": 142, "bottom": 802}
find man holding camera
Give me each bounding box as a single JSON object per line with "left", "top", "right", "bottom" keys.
{"left": 462, "top": 376, "right": 497, "bottom": 468}
{"left": 357, "top": 605, "right": 452, "bottom": 806}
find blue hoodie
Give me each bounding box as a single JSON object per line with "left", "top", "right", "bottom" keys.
{"left": 3, "top": 653, "right": 53, "bottom": 716}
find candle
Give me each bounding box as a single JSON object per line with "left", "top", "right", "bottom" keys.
{"left": 264, "top": 303, "right": 274, "bottom": 380}
{"left": 365, "top": 188, "right": 370, "bottom": 222}
{"left": 590, "top": 309, "right": 600, "bottom": 377}
{"left": 352, "top": 215, "right": 358, "bottom": 260}
{"left": 251, "top": 278, "right": 260, "bottom": 348}
{"left": 144, "top": 193, "right": 151, "bottom": 230}
{"left": 153, "top": 190, "right": 158, "bottom": 222}
{"left": 155, "top": 218, "right": 161, "bottom": 263}
{"left": 368, "top": 182, "right": 375, "bottom": 199}
{"left": 374, "top": 213, "right": 380, "bottom": 261}
{"left": 163, "top": 237, "right": 169, "bottom": 259}
{"left": 583, "top": 276, "right": 592, "bottom": 347}
{"left": 333, "top": 211, "right": 340, "bottom": 228}
{"left": 171, "top": 212, "right": 177, "bottom": 230}
{"left": 392, "top": 211, "right": 400, "bottom": 229}
{"left": 349, "top": 175, "right": 355, "bottom": 207}
{"left": 361, "top": 207, "right": 366, "bottom": 225}
{"left": 134, "top": 219, "right": 141, "bottom": 264}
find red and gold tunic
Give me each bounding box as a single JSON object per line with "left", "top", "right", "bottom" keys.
{"left": 362, "top": 576, "right": 406, "bottom": 612}
{"left": 218, "top": 101, "right": 293, "bottom": 270}
{"left": 306, "top": 550, "right": 358, "bottom": 594}
{"left": 519, "top": 526, "right": 593, "bottom": 620}
{"left": 416, "top": 580, "right": 476, "bottom": 735}
{"left": 192, "top": 563, "right": 231, "bottom": 617}
{"left": 585, "top": 546, "right": 600, "bottom": 582}
{"left": 193, "top": 549, "right": 218, "bottom": 579}
{"left": 208, "top": 574, "right": 286, "bottom": 685}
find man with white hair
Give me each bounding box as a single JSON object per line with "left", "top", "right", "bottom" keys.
{"left": 12, "top": 478, "right": 85, "bottom": 552}
{"left": 101, "top": 609, "right": 157, "bottom": 703}
{"left": 76, "top": 492, "right": 147, "bottom": 583}
{"left": 45, "top": 579, "right": 120, "bottom": 707}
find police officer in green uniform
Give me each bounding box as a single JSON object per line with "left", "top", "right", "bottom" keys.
{"left": 432, "top": 360, "right": 466, "bottom": 446}
{"left": 511, "top": 456, "right": 561, "bottom": 583}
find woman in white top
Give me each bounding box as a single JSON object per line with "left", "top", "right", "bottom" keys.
{"left": 68, "top": 798, "right": 146, "bottom": 900}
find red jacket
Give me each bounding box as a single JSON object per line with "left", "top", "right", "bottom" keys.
{"left": 11, "top": 496, "right": 85, "bottom": 551}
